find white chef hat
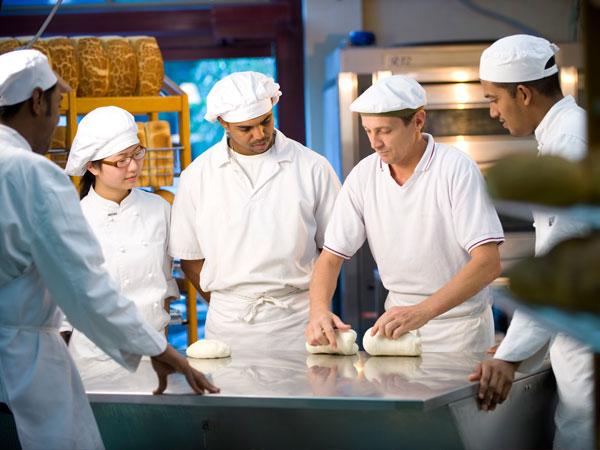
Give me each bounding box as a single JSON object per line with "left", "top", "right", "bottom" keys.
{"left": 480, "top": 34, "right": 560, "bottom": 83}
{"left": 0, "top": 49, "right": 70, "bottom": 106}
{"left": 204, "top": 71, "right": 281, "bottom": 123}
{"left": 350, "top": 75, "right": 426, "bottom": 115}
{"left": 65, "top": 106, "right": 139, "bottom": 176}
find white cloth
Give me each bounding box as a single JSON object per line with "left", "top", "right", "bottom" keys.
{"left": 169, "top": 129, "right": 341, "bottom": 295}
{"left": 65, "top": 106, "right": 140, "bottom": 176}
{"left": 0, "top": 49, "right": 58, "bottom": 106}
{"left": 204, "top": 71, "right": 281, "bottom": 123}
{"left": 494, "top": 96, "right": 592, "bottom": 449}
{"left": 205, "top": 288, "right": 310, "bottom": 354}
{"left": 324, "top": 133, "right": 504, "bottom": 350}
{"left": 533, "top": 96, "right": 589, "bottom": 255}
{"left": 229, "top": 146, "right": 271, "bottom": 188}
{"left": 0, "top": 124, "right": 167, "bottom": 450}
{"left": 349, "top": 75, "right": 426, "bottom": 114}
{"left": 66, "top": 187, "right": 178, "bottom": 377}
{"left": 479, "top": 34, "right": 559, "bottom": 83}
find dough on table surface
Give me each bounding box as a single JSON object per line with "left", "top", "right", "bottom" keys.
{"left": 305, "top": 329, "right": 358, "bottom": 355}
{"left": 362, "top": 327, "right": 421, "bottom": 356}
{"left": 186, "top": 339, "right": 231, "bottom": 359}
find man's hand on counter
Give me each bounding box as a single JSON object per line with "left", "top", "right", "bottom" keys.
{"left": 306, "top": 309, "right": 351, "bottom": 348}
{"left": 151, "top": 344, "right": 220, "bottom": 395}
{"left": 468, "top": 359, "right": 519, "bottom": 411}
{"left": 371, "top": 304, "right": 432, "bottom": 339}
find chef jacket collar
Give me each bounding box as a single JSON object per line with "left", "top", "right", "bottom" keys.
{"left": 0, "top": 123, "right": 32, "bottom": 151}
{"left": 213, "top": 129, "right": 293, "bottom": 168}
{"left": 86, "top": 184, "right": 138, "bottom": 213}
{"left": 534, "top": 95, "right": 576, "bottom": 146}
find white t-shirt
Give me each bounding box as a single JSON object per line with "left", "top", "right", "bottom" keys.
{"left": 169, "top": 130, "right": 341, "bottom": 295}
{"left": 229, "top": 146, "right": 271, "bottom": 189}
{"left": 324, "top": 133, "right": 504, "bottom": 318}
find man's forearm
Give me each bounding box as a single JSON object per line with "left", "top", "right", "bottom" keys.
{"left": 421, "top": 243, "right": 501, "bottom": 318}
{"left": 309, "top": 251, "right": 344, "bottom": 315}
{"left": 181, "top": 259, "right": 211, "bottom": 302}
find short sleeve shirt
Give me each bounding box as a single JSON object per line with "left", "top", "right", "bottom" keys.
{"left": 169, "top": 130, "right": 341, "bottom": 295}
{"left": 324, "top": 134, "right": 504, "bottom": 317}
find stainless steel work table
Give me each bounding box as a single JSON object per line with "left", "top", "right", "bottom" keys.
{"left": 81, "top": 350, "right": 556, "bottom": 450}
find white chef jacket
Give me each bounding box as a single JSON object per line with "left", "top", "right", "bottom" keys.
{"left": 0, "top": 124, "right": 167, "bottom": 450}
{"left": 324, "top": 134, "right": 504, "bottom": 351}
{"left": 169, "top": 129, "right": 340, "bottom": 294}
{"left": 494, "top": 96, "right": 593, "bottom": 449}
{"left": 66, "top": 187, "right": 178, "bottom": 376}
{"left": 169, "top": 130, "right": 340, "bottom": 352}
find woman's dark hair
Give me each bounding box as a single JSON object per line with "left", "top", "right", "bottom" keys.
{"left": 79, "top": 161, "right": 100, "bottom": 199}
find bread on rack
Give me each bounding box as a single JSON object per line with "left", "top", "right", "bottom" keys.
{"left": 509, "top": 233, "right": 600, "bottom": 313}
{"left": 17, "top": 36, "right": 53, "bottom": 67}
{"left": 128, "top": 36, "right": 164, "bottom": 96}
{"left": 0, "top": 37, "right": 21, "bottom": 55}
{"left": 486, "top": 153, "right": 590, "bottom": 206}
{"left": 136, "top": 122, "right": 150, "bottom": 187}
{"left": 50, "top": 125, "right": 67, "bottom": 150}
{"left": 100, "top": 36, "right": 137, "bottom": 97}
{"left": 44, "top": 37, "right": 79, "bottom": 93}
{"left": 74, "top": 37, "right": 109, "bottom": 97}
{"left": 144, "top": 120, "right": 174, "bottom": 187}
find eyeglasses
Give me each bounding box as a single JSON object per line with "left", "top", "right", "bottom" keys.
{"left": 100, "top": 147, "right": 146, "bottom": 168}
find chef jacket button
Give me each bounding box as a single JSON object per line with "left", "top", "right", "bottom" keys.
{"left": 123, "top": 279, "right": 130, "bottom": 286}
{"left": 141, "top": 241, "right": 147, "bottom": 247}
{"left": 119, "top": 247, "right": 126, "bottom": 253}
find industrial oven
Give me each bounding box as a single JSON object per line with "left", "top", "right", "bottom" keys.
{"left": 323, "top": 42, "right": 583, "bottom": 337}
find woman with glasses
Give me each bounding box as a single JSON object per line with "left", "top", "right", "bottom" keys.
{"left": 64, "top": 106, "right": 179, "bottom": 380}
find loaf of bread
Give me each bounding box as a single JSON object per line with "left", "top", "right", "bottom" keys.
{"left": 18, "top": 37, "right": 52, "bottom": 67}
{"left": 136, "top": 122, "right": 150, "bottom": 187}
{"left": 486, "top": 153, "right": 590, "bottom": 206}
{"left": 0, "top": 37, "right": 21, "bottom": 55}
{"left": 129, "top": 36, "right": 164, "bottom": 96}
{"left": 144, "top": 120, "right": 173, "bottom": 187}
{"left": 509, "top": 233, "right": 600, "bottom": 313}
{"left": 44, "top": 37, "right": 79, "bottom": 93}
{"left": 75, "top": 37, "right": 109, "bottom": 97}
{"left": 100, "top": 36, "right": 137, "bottom": 96}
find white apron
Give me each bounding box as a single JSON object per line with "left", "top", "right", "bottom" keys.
{"left": 0, "top": 269, "right": 104, "bottom": 450}
{"left": 205, "top": 288, "right": 309, "bottom": 354}
{"left": 386, "top": 292, "right": 494, "bottom": 352}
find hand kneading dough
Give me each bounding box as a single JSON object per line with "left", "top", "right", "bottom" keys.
{"left": 305, "top": 329, "right": 358, "bottom": 355}
{"left": 186, "top": 339, "right": 231, "bottom": 359}
{"left": 363, "top": 328, "right": 421, "bottom": 356}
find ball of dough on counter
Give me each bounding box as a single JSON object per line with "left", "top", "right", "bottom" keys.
{"left": 188, "top": 356, "right": 231, "bottom": 373}
{"left": 305, "top": 329, "right": 359, "bottom": 355}
{"left": 362, "top": 328, "right": 421, "bottom": 356}
{"left": 186, "top": 339, "right": 231, "bottom": 359}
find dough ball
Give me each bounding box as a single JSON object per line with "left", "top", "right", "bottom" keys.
{"left": 188, "top": 356, "right": 231, "bottom": 373}
{"left": 305, "top": 329, "right": 358, "bottom": 355}
{"left": 362, "top": 328, "right": 421, "bottom": 356}
{"left": 186, "top": 339, "right": 231, "bottom": 359}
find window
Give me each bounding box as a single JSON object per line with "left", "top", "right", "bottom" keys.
{"left": 163, "top": 56, "right": 277, "bottom": 160}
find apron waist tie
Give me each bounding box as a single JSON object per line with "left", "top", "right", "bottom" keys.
{"left": 238, "top": 295, "right": 291, "bottom": 323}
